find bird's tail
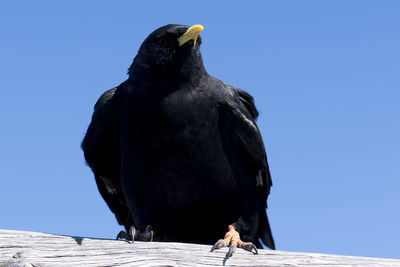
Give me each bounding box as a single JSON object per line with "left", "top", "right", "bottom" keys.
{"left": 259, "top": 210, "right": 275, "bottom": 249}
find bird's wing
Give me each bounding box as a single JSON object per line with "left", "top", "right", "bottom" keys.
{"left": 222, "top": 85, "right": 272, "bottom": 192}
{"left": 231, "top": 86, "right": 259, "bottom": 119}
{"left": 218, "top": 84, "right": 274, "bottom": 249}
{"left": 81, "top": 86, "right": 133, "bottom": 229}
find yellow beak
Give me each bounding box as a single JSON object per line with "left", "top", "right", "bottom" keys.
{"left": 177, "top": 24, "right": 204, "bottom": 47}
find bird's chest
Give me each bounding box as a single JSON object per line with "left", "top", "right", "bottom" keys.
{"left": 121, "top": 89, "right": 237, "bottom": 215}
{"left": 158, "top": 90, "right": 217, "bottom": 138}
{"left": 126, "top": 88, "right": 223, "bottom": 168}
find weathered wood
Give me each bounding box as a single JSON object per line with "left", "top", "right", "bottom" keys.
{"left": 0, "top": 230, "right": 399, "bottom": 267}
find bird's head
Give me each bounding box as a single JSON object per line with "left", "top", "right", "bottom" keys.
{"left": 128, "top": 24, "right": 206, "bottom": 85}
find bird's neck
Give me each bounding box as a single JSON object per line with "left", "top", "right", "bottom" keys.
{"left": 128, "top": 61, "right": 207, "bottom": 92}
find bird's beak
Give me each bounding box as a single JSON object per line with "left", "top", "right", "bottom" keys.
{"left": 178, "top": 24, "right": 204, "bottom": 47}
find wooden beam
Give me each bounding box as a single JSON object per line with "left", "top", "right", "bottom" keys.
{"left": 0, "top": 229, "right": 399, "bottom": 266}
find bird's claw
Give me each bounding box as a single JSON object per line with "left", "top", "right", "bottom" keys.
{"left": 116, "top": 230, "right": 127, "bottom": 240}
{"left": 226, "top": 245, "right": 236, "bottom": 258}
{"left": 210, "top": 239, "right": 228, "bottom": 252}
{"left": 116, "top": 225, "right": 136, "bottom": 243}
{"left": 144, "top": 225, "right": 154, "bottom": 242}
{"left": 239, "top": 242, "right": 258, "bottom": 255}
{"left": 116, "top": 225, "right": 153, "bottom": 244}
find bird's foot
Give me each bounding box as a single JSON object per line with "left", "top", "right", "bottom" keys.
{"left": 141, "top": 225, "right": 154, "bottom": 242}
{"left": 116, "top": 225, "right": 153, "bottom": 243}
{"left": 116, "top": 225, "right": 136, "bottom": 243}
{"left": 210, "top": 225, "right": 258, "bottom": 259}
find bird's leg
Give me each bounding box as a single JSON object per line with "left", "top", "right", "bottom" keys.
{"left": 210, "top": 225, "right": 258, "bottom": 258}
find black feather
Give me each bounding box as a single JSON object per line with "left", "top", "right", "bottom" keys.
{"left": 82, "top": 24, "right": 274, "bottom": 249}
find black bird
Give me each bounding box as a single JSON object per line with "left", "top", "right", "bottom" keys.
{"left": 82, "top": 24, "right": 275, "bottom": 256}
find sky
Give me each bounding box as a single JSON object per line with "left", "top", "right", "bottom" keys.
{"left": 0, "top": 0, "right": 399, "bottom": 260}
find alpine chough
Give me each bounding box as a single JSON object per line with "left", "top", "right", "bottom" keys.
{"left": 82, "top": 24, "right": 275, "bottom": 257}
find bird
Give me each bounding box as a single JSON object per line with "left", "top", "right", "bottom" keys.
{"left": 81, "top": 24, "right": 275, "bottom": 258}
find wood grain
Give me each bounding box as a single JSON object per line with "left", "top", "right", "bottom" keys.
{"left": 0, "top": 229, "right": 399, "bottom": 267}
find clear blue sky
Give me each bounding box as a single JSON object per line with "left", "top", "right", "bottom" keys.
{"left": 1, "top": 0, "right": 399, "bottom": 259}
